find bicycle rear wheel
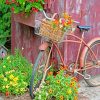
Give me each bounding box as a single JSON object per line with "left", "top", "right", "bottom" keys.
{"left": 29, "top": 50, "right": 50, "bottom": 99}
{"left": 80, "top": 38, "right": 100, "bottom": 86}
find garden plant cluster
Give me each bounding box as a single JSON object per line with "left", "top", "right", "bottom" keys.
{"left": 6, "top": 0, "right": 45, "bottom": 15}
{"left": 0, "top": 50, "right": 32, "bottom": 96}
{"left": 34, "top": 66, "right": 80, "bottom": 100}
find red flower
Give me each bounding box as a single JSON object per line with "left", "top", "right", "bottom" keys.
{"left": 11, "top": 7, "right": 15, "bottom": 12}
{"left": 6, "top": 0, "right": 10, "bottom": 4}
{"left": 32, "top": 7, "right": 39, "bottom": 12}
{"left": 5, "top": 91, "right": 10, "bottom": 97}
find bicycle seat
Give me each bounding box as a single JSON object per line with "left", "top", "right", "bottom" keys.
{"left": 77, "top": 25, "right": 91, "bottom": 31}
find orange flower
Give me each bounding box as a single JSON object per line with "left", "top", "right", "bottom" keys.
{"left": 72, "top": 77, "right": 78, "bottom": 82}
{"left": 53, "top": 19, "right": 59, "bottom": 25}
{"left": 63, "top": 13, "right": 69, "bottom": 19}
{"left": 67, "top": 19, "right": 73, "bottom": 25}
{"left": 60, "top": 66, "right": 67, "bottom": 70}
{"left": 70, "top": 81, "right": 75, "bottom": 87}
{"left": 48, "top": 71, "right": 53, "bottom": 76}
{"left": 65, "top": 74, "right": 69, "bottom": 77}
{"left": 66, "top": 82, "right": 69, "bottom": 86}
{"left": 74, "top": 96, "right": 78, "bottom": 100}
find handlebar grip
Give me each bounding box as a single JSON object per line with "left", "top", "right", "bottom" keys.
{"left": 42, "top": 10, "right": 57, "bottom": 21}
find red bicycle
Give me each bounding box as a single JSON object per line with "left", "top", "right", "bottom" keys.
{"left": 29, "top": 11, "right": 100, "bottom": 99}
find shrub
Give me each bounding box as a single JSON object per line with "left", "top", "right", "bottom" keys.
{"left": 0, "top": 49, "right": 32, "bottom": 95}
{"left": 0, "top": 0, "right": 11, "bottom": 45}
{"left": 34, "top": 70, "right": 80, "bottom": 100}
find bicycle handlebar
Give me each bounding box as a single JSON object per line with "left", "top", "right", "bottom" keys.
{"left": 42, "top": 10, "right": 57, "bottom": 21}
{"left": 42, "top": 10, "right": 80, "bottom": 24}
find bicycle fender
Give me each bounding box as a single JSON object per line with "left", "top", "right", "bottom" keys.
{"left": 39, "top": 42, "right": 49, "bottom": 51}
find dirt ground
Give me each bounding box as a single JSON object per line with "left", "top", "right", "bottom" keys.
{"left": 78, "top": 76, "right": 100, "bottom": 100}
{"left": 0, "top": 92, "right": 31, "bottom": 100}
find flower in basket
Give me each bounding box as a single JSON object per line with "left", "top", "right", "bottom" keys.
{"left": 5, "top": 0, "right": 45, "bottom": 15}
{"left": 52, "top": 13, "right": 74, "bottom": 32}
{"left": 34, "top": 69, "right": 80, "bottom": 100}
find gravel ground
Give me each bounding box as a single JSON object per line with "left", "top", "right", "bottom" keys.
{"left": 78, "top": 76, "right": 100, "bottom": 100}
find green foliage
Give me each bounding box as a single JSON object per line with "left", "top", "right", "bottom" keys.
{"left": 0, "top": 0, "right": 11, "bottom": 45}
{"left": 34, "top": 70, "right": 79, "bottom": 100}
{"left": 6, "top": 0, "right": 45, "bottom": 15}
{"left": 0, "top": 49, "right": 32, "bottom": 95}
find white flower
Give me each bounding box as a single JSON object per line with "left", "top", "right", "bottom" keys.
{"left": 59, "top": 24, "right": 63, "bottom": 28}
{"left": 46, "top": 93, "right": 48, "bottom": 96}
{"left": 38, "top": 95, "right": 41, "bottom": 100}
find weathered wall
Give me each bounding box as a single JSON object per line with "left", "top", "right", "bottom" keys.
{"left": 64, "top": 0, "right": 100, "bottom": 64}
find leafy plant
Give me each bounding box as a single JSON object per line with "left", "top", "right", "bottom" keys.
{"left": 0, "top": 0, "right": 11, "bottom": 45}
{"left": 0, "top": 49, "right": 32, "bottom": 95}
{"left": 6, "top": 0, "right": 45, "bottom": 15}
{"left": 34, "top": 70, "right": 80, "bottom": 100}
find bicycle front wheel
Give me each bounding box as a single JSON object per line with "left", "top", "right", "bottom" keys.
{"left": 80, "top": 38, "right": 100, "bottom": 86}
{"left": 29, "top": 50, "right": 50, "bottom": 99}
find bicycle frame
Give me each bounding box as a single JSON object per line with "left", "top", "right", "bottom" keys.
{"left": 44, "top": 31, "right": 98, "bottom": 74}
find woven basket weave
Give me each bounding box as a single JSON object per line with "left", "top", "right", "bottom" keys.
{"left": 39, "top": 20, "right": 64, "bottom": 42}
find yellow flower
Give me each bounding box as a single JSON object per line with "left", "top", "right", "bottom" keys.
{"left": 48, "top": 88, "right": 53, "bottom": 94}
{"left": 9, "top": 74, "right": 14, "bottom": 80}
{"left": 60, "top": 95, "right": 64, "bottom": 100}
{"left": 13, "top": 77, "right": 18, "bottom": 82}
{"left": 3, "top": 65, "right": 6, "bottom": 68}
{"left": 0, "top": 74, "right": 4, "bottom": 78}
{"left": 74, "top": 96, "right": 78, "bottom": 100}
{"left": 12, "top": 83, "right": 18, "bottom": 86}
{"left": 70, "top": 81, "right": 75, "bottom": 87}
{"left": 7, "top": 56, "right": 10, "bottom": 60}
{"left": 6, "top": 85, "right": 9, "bottom": 89}
{"left": 4, "top": 78, "right": 8, "bottom": 81}
{"left": 9, "top": 60, "right": 11, "bottom": 63}
{"left": 56, "top": 80, "right": 60, "bottom": 84}
{"left": 20, "top": 88, "right": 25, "bottom": 92}
{"left": 10, "top": 81, "right": 13, "bottom": 85}
{"left": 15, "top": 89, "right": 19, "bottom": 92}
{"left": 67, "top": 88, "right": 72, "bottom": 94}
{"left": 2, "top": 86, "right": 5, "bottom": 89}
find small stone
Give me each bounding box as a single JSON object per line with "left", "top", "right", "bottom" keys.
{"left": 0, "top": 97, "right": 4, "bottom": 100}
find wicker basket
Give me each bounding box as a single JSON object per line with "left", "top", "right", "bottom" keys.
{"left": 39, "top": 20, "right": 65, "bottom": 42}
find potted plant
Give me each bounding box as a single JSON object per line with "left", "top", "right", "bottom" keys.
{"left": 6, "top": 0, "right": 45, "bottom": 27}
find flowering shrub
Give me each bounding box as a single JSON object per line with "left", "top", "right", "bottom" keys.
{"left": 52, "top": 13, "right": 73, "bottom": 32}
{"left": 0, "top": 49, "right": 32, "bottom": 95}
{"left": 6, "top": 0, "right": 45, "bottom": 14}
{"left": 34, "top": 69, "right": 80, "bottom": 100}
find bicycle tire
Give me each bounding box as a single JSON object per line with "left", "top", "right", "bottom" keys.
{"left": 29, "top": 50, "right": 50, "bottom": 99}
{"left": 80, "top": 38, "right": 100, "bottom": 86}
